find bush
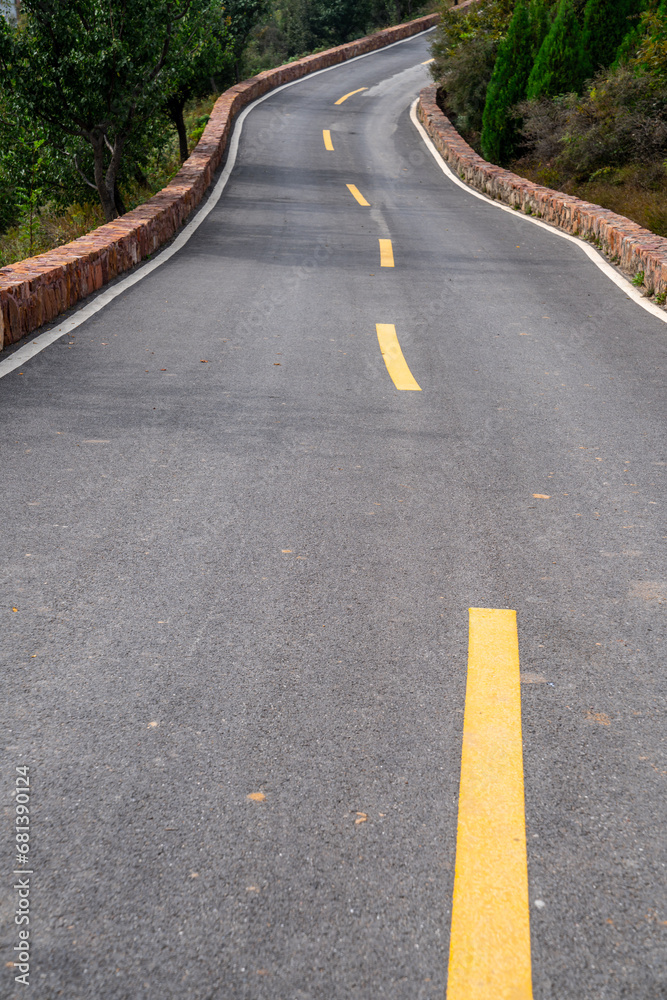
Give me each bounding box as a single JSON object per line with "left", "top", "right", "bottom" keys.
{"left": 518, "top": 65, "right": 667, "bottom": 178}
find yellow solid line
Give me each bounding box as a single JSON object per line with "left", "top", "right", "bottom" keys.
{"left": 346, "top": 184, "right": 370, "bottom": 207}
{"left": 447, "top": 608, "right": 533, "bottom": 1000}
{"left": 375, "top": 324, "right": 421, "bottom": 391}
{"left": 421, "top": 58, "right": 435, "bottom": 64}
{"left": 335, "top": 87, "right": 368, "bottom": 105}
{"left": 379, "top": 238, "right": 394, "bottom": 267}
{"left": 323, "top": 129, "right": 334, "bottom": 151}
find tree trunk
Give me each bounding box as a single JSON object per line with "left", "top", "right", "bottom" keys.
{"left": 167, "top": 97, "right": 189, "bottom": 163}
{"left": 91, "top": 133, "right": 117, "bottom": 222}
{"left": 113, "top": 181, "right": 126, "bottom": 217}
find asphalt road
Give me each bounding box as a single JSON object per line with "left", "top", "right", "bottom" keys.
{"left": 1, "top": 28, "right": 665, "bottom": 1000}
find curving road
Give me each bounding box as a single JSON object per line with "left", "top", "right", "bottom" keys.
{"left": 1, "top": 28, "right": 665, "bottom": 1000}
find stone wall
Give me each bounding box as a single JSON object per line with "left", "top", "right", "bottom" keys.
{"left": 418, "top": 84, "right": 667, "bottom": 305}
{"left": 0, "top": 13, "right": 439, "bottom": 350}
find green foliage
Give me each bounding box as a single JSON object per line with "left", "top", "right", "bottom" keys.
{"left": 430, "top": 0, "right": 516, "bottom": 143}
{"left": 630, "top": 0, "right": 667, "bottom": 77}
{"left": 582, "top": 0, "right": 646, "bottom": 73}
{"left": 526, "top": 0, "right": 589, "bottom": 98}
{"left": 0, "top": 0, "right": 228, "bottom": 221}
{"left": 481, "top": 0, "right": 549, "bottom": 164}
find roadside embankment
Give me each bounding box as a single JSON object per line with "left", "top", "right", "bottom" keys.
{"left": 417, "top": 84, "right": 667, "bottom": 306}
{"left": 0, "top": 14, "right": 439, "bottom": 351}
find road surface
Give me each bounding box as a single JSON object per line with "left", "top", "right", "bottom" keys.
{"left": 1, "top": 27, "right": 665, "bottom": 1000}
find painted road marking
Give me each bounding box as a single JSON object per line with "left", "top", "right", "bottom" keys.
{"left": 335, "top": 87, "right": 368, "bottom": 104}
{"left": 0, "top": 26, "right": 432, "bottom": 379}
{"left": 409, "top": 98, "right": 667, "bottom": 327}
{"left": 346, "top": 184, "right": 370, "bottom": 206}
{"left": 379, "top": 238, "right": 394, "bottom": 267}
{"left": 447, "top": 608, "right": 533, "bottom": 1000}
{"left": 375, "top": 324, "right": 421, "bottom": 391}
{"left": 421, "top": 57, "right": 435, "bottom": 64}
{"left": 323, "top": 129, "right": 334, "bottom": 151}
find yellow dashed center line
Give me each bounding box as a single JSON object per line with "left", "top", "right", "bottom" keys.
{"left": 447, "top": 608, "right": 533, "bottom": 1000}
{"left": 323, "top": 129, "right": 334, "bottom": 151}
{"left": 379, "top": 238, "right": 394, "bottom": 267}
{"left": 375, "top": 324, "right": 421, "bottom": 391}
{"left": 346, "top": 184, "right": 370, "bottom": 206}
{"left": 335, "top": 87, "right": 368, "bottom": 105}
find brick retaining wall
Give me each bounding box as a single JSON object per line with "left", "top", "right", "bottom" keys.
{"left": 0, "top": 13, "right": 439, "bottom": 351}
{"left": 417, "top": 84, "right": 667, "bottom": 305}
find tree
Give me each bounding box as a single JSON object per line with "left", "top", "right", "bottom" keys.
{"left": 224, "top": 0, "right": 271, "bottom": 81}
{"left": 0, "top": 0, "right": 224, "bottom": 222}
{"left": 481, "top": 0, "right": 549, "bottom": 164}
{"left": 164, "top": 9, "right": 232, "bottom": 162}
{"left": 526, "top": 0, "right": 589, "bottom": 99}
{"left": 581, "top": 0, "right": 646, "bottom": 73}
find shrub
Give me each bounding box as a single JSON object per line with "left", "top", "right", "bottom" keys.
{"left": 518, "top": 65, "right": 667, "bottom": 178}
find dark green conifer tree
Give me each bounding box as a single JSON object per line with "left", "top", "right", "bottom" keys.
{"left": 526, "top": 0, "right": 589, "bottom": 98}
{"left": 481, "top": 0, "right": 551, "bottom": 164}
{"left": 582, "top": 0, "right": 645, "bottom": 72}
{"left": 481, "top": 1, "right": 533, "bottom": 163}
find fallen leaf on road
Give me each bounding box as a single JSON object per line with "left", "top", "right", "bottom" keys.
{"left": 355, "top": 812, "right": 368, "bottom": 824}
{"left": 190, "top": 872, "right": 199, "bottom": 878}
{"left": 200, "top": 360, "right": 209, "bottom": 363}
{"left": 586, "top": 710, "right": 611, "bottom": 725}
{"left": 533, "top": 494, "right": 550, "bottom": 499}
{"left": 247, "top": 792, "right": 266, "bottom": 802}
{"left": 12, "top": 608, "right": 18, "bottom": 612}
{"left": 148, "top": 721, "right": 158, "bottom": 728}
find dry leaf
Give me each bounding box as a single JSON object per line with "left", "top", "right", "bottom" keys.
{"left": 12, "top": 608, "right": 18, "bottom": 612}
{"left": 148, "top": 721, "right": 158, "bottom": 728}
{"left": 200, "top": 360, "right": 209, "bottom": 363}
{"left": 247, "top": 792, "right": 266, "bottom": 802}
{"left": 281, "top": 549, "right": 292, "bottom": 553}
{"left": 533, "top": 494, "right": 550, "bottom": 499}
{"left": 586, "top": 710, "right": 611, "bottom": 725}
{"left": 190, "top": 872, "right": 199, "bottom": 878}
{"left": 355, "top": 812, "right": 368, "bottom": 824}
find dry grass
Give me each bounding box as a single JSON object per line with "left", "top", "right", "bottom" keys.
{"left": 511, "top": 161, "right": 667, "bottom": 238}
{"left": 0, "top": 202, "right": 105, "bottom": 268}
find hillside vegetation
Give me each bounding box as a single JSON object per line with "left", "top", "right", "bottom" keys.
{"left": 431, "top": 0, "right": 667, "bottom": 236}
{"left": 0, "top": 0, "right": 434, "bottom": 268}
